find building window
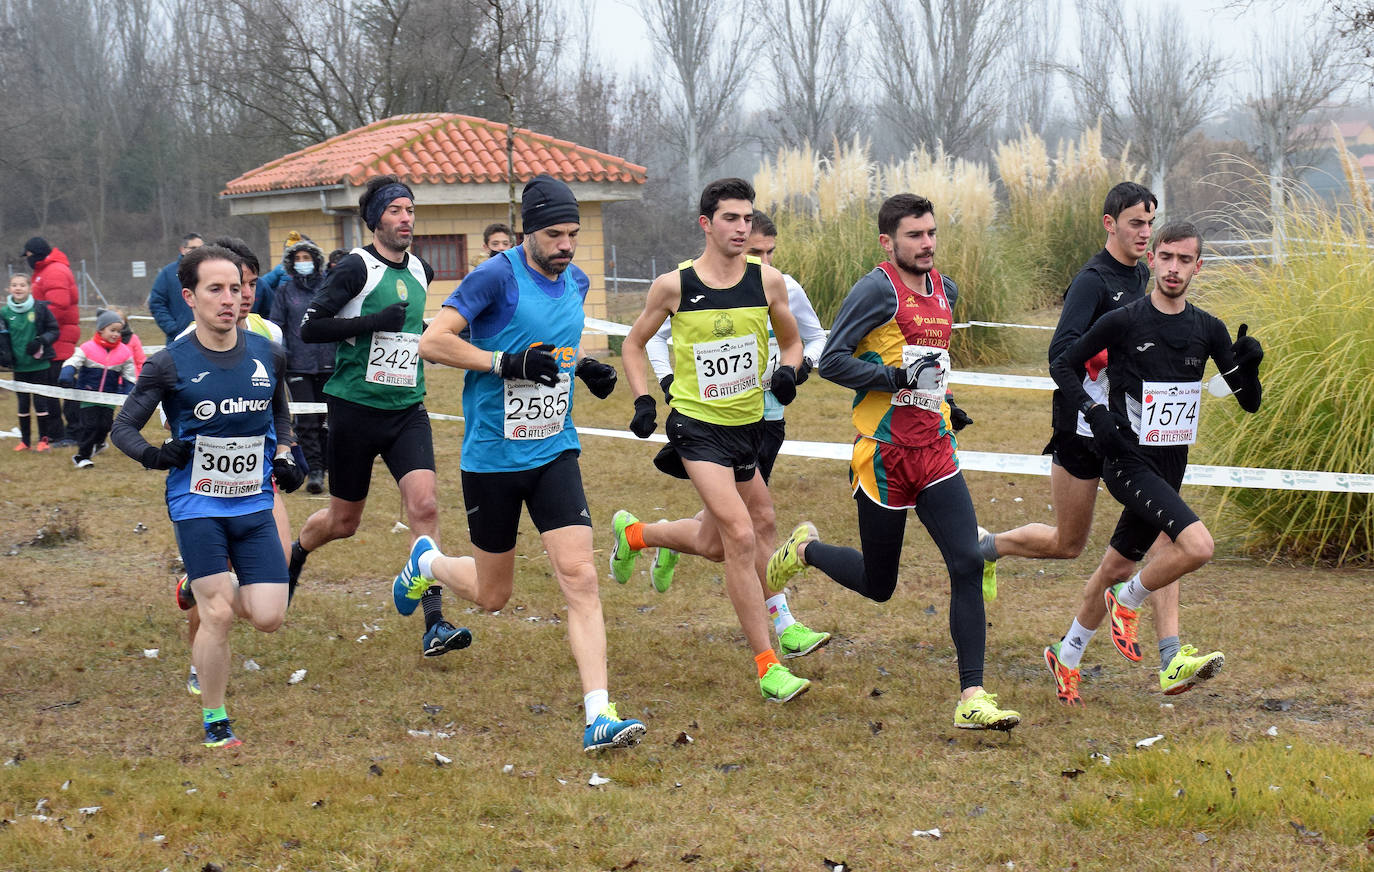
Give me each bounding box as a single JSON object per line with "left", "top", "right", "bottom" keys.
{"left": 412, "top": 234, "right": 468, "bottom": 281}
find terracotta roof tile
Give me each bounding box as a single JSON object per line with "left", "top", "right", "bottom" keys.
{"left": 222, "top": 113, "right": 647, "bottom": 196}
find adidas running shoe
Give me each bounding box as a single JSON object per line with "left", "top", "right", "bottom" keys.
{"left": 583, "top": 703, "right": 646, "bottom": 752}
{"left": 778, "top": 622, "right": 831, "bottom": 659}
{"left": 954, "top": 690, "right": 1020, "bottom": 731}
{"left": 766, "top": 522, "right": 818, "bottom": 592}
{"left": 1044, "top": 642, "right": 1083, "bottom": 706}
{"left": 609, "top": 510, "right": 640, "bottom": 584}
{"left": 421, "top": 620, "right": 472, "bottom": 658}
{"left": 1159, "top": 644, "right": 1225, "bottom": 695}
{"left": 759, "top": 663, "right": 810, "bottom": 702}
{"left": 392, "top": 535, "right": 436, "bottom": 616}
{"left": 1104, "top": 582, "right": 1142, "bottom": 662}
{"left": 203, "top": 719, "right": 242, "bottom": 749}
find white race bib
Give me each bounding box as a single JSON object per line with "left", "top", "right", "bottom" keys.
{"left": 891, "top": 344, "right": 949, "bottom": 411}
{"left": 1137, "top": 381, "right": 1201, "bottom": 445}
{"left": 693, "top": 335, "right": 759, "bottom": 401}
{"left": 503, "top": 373, "right": 571, "bottom": 440}
{"left": 190, "top": 435, "right": 265, "bottom": 498}
{"left": 366, "top": 331, "right": 420, "bottom": 387}
{"left": 761, "top": 336, "right": 781, "bottom": 384}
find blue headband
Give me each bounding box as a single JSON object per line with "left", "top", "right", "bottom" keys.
{"left": 364, "top": 183, "right": 414, "bottom": 230}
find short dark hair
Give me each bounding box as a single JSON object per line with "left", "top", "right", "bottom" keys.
{"left": 182, "top": 232, "right": 203, "bottom": 246}
{"left": 327, "top": 248, "right": 347, "bottom": 267}
{"left": 878, "top": 194, "right": 935, "bottom": 237}
{"left": 483, "top": 223, "right": 514, "bottom": 245}
{"left": 1151, "top": 220, "right": 1203, "bottom": 254}
{"left": 212, "top": 236, "right": 260, "bottom": 276}
{"left": 1103, "top": 182, "right": 1157, "bottom": 221}
{"left": 699, "top": 178, "right": 755, "bottom": 219}
{"left": 178, "top": 244, "right": 242, "bottom": 291}
{"left": 750, "top": 210, "right": 777, "bottom": 238}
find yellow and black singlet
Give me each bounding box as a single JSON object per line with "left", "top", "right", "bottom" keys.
{"left": 668, "top": 256, "right": 770, "bottom": 426}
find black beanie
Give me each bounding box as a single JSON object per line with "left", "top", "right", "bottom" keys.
{"left": 23, "top": 237, "right": 51, "bottom": 262}
{"left": 521, "top": 175, "right": 579, "bottom": 234}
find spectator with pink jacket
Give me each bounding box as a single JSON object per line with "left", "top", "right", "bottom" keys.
{"left": 58, "top": 310, "right": 136, "bottom": 468}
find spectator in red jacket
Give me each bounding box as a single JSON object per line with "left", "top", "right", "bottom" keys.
{"left": 24, "top": 236, "right": 82, "bottom": 443}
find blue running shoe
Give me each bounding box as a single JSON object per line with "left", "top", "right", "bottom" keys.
{"left": 393, "top": 535, "right": 437, "bottom": 615}
{"left": 583, "top": 703, "right": 646, "bottom": 752}
{"left": 422, "top": 620, "right": 472, "bottom": 658}
{"left": 203, "top": 719, "right": 242, "bottom": 749}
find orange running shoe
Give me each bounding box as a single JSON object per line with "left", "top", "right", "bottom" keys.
{"left": 1044, "top": 642, "right": 1083, "bottom": 706}
{"left": 1104, "top": 582, "right": 1142, "bottom": 662}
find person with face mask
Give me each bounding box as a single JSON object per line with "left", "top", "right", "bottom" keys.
{"left": 269, "top": 237, "right": 335, "bottom": 494}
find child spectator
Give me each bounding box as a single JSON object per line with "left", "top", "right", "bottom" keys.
{"left": 117, "top": 309, "right": 147, "bottom": 376}
{"left": 58, "top": 309, "right": 136, "bottom": 467}
{"left": 2, "top": 274, "right": 61, "bottom": 450}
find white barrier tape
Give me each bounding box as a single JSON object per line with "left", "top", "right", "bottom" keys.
{"left": 10, "top": 379, "right": 1368, "bottom": 494}
{"left": 584, "top": 317, "right": 631, "bottom": 337}
{"left": 955, "top": 320, "right": 1056, "bottom": 331}
{"left": 947, "top": 371, "right": 1055, "bottom": 390}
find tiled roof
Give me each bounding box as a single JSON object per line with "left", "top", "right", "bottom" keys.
{"left": 223, "top": 114, "right": 646, "bottom": 196}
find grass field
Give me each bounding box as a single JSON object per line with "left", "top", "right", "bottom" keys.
{"left": 1, "top": 318, "right": 1371, "bottom": 871}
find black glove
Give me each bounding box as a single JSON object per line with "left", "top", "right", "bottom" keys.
{"left": 25, "top": 338, "right": 46, "bottom": 358}
{"left": 272, "top": 453, "right": 306, "bottom": 493}
{"left": 1084, "top": 404, "right": 1136, "bottom": 461}
{"left": 947, "top": 395, "right": 973, "bottom": 431}
{"left": 498, "top": 343, "right": 560, "bottom": 387}
{"left": 364, "top": 301, "right": 408, "bottom": 333}
{"left": 770, "top": 364, "right": 798, "bottom": 406}
{"left": 575, "top": 356, "right": 617, "bottom": 399}
{"left": 1231, "top": 323, "right": 1263, "bottom": 371}
{"left": 141, "top": 439, "right": 194, "bottom": 470}
{"left": 895, "top": 351, "right": 944, "bottom": 391}
{"left": 659, "top": 374, "right": 674, "bottom": 405}
{"left": 630, "top": 394, "right": 657, "bottom": 438}
{"left": 796, "top": 357, "right": 813, "bottom": 385}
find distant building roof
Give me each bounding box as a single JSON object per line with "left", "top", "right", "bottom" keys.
{"left": 223, "top": 113, "right": 647, "bottom": 197}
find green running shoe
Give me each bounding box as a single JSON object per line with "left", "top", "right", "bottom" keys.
{"left": 609, "top": 510, "right": 640, "bottom": 584}
{"left": 977, "top": 526, "right": 997, "bottom": 602}
{"left": 778, "top": 622, "right": 831, "bottom": 659}
{"left": 650, "top": 547, "right": 678, "bottom": 593}
{"left": 954, "top": 690, "right": 1020, "bottom": 731}
{"left": 759, "top": 662, "right": 810, "bottom": 702}
{"left": 767, "top": 522, "right": 818, "bottom": 592}
{"left": 1159, "top": 644, "right": 1225, "bottom": 695}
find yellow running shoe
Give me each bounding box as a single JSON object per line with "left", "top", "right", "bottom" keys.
{"left": 1159, "top": 644, "right": 1225, "bottom": 695}
{"left": 766, "top": 522, "right": 817, "bottom": 592}
{"left": 954, "top": 690, "right": 1020, "bottom": 731}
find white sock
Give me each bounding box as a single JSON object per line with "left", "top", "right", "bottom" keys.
{"left": 189, "top": 665, "right": 198, "bottom": 676}
{"left": 583, "top": 689, "right": 609, "bottom": 725}
{"left": 1059, "top": 619, "right": 1095, "bottom": 669}
{"left": 765, "top": 594, "right": 796, "bottom": 633}
{"left": 417, "top": 547, "right": 440, "bottom": 579}
{"left": 1117, "top": 572, "right": 1150, "bottom": 610}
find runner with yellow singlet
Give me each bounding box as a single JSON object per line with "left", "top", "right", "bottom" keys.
{"left": 620, "top": 177, "right": 815, "bottom": 704}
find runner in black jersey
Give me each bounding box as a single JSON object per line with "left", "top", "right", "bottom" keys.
{"left": 1046, "top": 221, "right": 1263, "bottom": 704}
{"left": 289, "top": 175, "right": 471, "bottom": 658}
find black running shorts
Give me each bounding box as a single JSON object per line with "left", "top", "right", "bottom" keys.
{"left": 1044, "top": 430, "right": 1105, "bottom": 481}
{"left": 1104, "top": 446, "right": 1198, "bottom": 561}
{"left": 664, "top": 409, "right": 764, "bottom": 483}
{"left": 325, "top": 396, "right": 435, "bottom": 502}
{"left": 460, "top": 449, "right": 591, "bottom": 553}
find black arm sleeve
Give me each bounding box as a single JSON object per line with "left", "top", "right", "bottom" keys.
{"left": 1049, "top": 310, "right": 1120, "bottom": 413}
{"left": 111, "top": 351, "right": 176, "bottom": 462}
{"left": 36, "top": 304, "right": 59, "bottom": 344}
{"left": 818, "top": 271, "right": 904, "bottom": 392}
{"left": 1048, "top": 269, "right": 1106, "bottom": 365}
{"left": 300, "top": 255, "right": 371, "bottom": 343}
{"left": 272, "top": 345, "right": 295, "bottom": 445}
{"left": 1211, "top": 317, "right": 1262, "bottom": 413}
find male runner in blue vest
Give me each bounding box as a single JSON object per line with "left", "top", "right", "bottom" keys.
{"left": 112, "top": 244, "right": 302, "bottom": 748}
{"left": 392, "top": 175, "right": 645, "bottom": 753}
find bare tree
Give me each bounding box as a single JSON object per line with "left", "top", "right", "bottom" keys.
{"left": 1063, "top": 0, "right": 1226, "bottom": 216}
{"left": 639, "top": 0, "right": 753, "bottom": 201}
{"left": 765, "top": 0, "right": 857, "bottom": 152}
{"left": 868, "top": 0, "right": 1011, "bottom": 158}
{"left": 1244, "top": 20, "right": 1353, "bottom": 260}
{"left": 1000, "top": 0, "right": 1061, "bottom": 139}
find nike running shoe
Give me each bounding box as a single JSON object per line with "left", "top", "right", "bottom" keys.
{"left": 977, "top": 526, "right": 997, "bottom": 602}
{"left": 421, "top": 620, "right": 473, "bottom": 658}
{"left": 1103, "top": 582, "right": 1142, "bottom": 662}
{"left": 1044, "top": 642, "right": 1083, "bottom": 706}
{"left": 766, "top": 522, "right": 818, "bottom": 593}
{"left": 203, "top": 719, "right": 242, "bottom": 749}
{"left": 1159, "top": 644, "right": 1225, "bottom": 695}
{"left": 759, "top": 663, "right": 810, "bottom": 702}
{"left": 392, "top": 535, "right": 437, "bottom": 616}
{"left": 609, "top": 510, "right": 640, "bottom": 584}
{"left": 174, "top": 574, "right": 195, "bottom": 611}
{"left": 953, "top": 690, "right": 1020, "bottom": 731}
{"left": 186, "top": 667, "right": 201, "bottom": 697}
{"left": 650, "top": 547, "right": 678, "bottom": 594}
{"left": 779, "top": 622, "right": 831, "bottom": 659}
{"left": 583, "top": 703, "right": 646, "bottom": 752}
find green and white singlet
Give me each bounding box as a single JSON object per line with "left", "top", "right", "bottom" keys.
{"left": 324, "top": 247, "right": 428, "bottom": 410}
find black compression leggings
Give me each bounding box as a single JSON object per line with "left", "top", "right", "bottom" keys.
{"left": 805, "top": 474, "right": 987, "bottom": 690}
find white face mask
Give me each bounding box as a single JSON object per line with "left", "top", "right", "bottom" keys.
{"left": 294, "top": 260, "right": 315, "bottom": 276}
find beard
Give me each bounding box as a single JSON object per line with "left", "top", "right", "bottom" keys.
{"left": 529, "top": 243, "right": 571, "bottom": 276}
{"left": 376, "top": 223, "right": 412, "bottom": 252}
{"left": 894, "top": 250, "right": 933, "bottom": 276}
